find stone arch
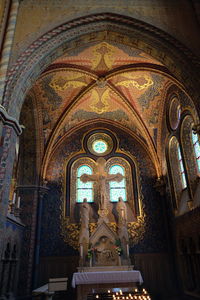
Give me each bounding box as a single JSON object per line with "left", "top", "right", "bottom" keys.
{"left": 3, "top": 13, "right": 200, "bottom": 119}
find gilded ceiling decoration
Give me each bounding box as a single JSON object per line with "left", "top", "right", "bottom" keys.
{"left": 53, "top": 41, "right": 163, "bottom": 72}
{"left": 89, "top": 89, "right": 110, "bottom": 114}
{"left": 92, "top": 42, "right": 115, "bottom": 70}
{"left": 115, "top": 73, "right": 153, "bottom": 90}
{"left": 29, "top": 42, "right": 173, "bottom": 151}
{"left": 49, "top": 71, "right": 89, "bottom": 91}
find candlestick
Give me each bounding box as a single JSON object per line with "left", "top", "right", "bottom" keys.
{"left": 80, "top": 244, "right": 83, "bottom": 257}
{"left": 12, "top": 192, "right": 16, "bottom": 204}
{"left": 17, "top": 196, "right": 21, "bottom": 208}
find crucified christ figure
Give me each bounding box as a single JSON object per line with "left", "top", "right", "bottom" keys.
{"left": 80, "top": 157, "right": 124, "bottom": 211}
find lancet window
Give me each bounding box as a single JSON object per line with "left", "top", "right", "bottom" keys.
{"left": 109, "top": 165, "right": 127, "bottom": 202}
{"left": 192, "top": 131, "right": 200, "bottom": 174}
{"left": 177, "top": 146, "right": 187, "bottom": 189}
{"left": 76, "top": 165, "right": 94, "bottom": 203}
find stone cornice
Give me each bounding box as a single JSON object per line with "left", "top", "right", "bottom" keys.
{"left": 0, "top": 104, "right": 23, "bottom": 135}
{"left": 16, "top": 185, "right": 49, "bottom": 194}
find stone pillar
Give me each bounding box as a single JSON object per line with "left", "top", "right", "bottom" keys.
{"left": 17, "top": 185, "right": 48, "bottom": 296}
{"left": 0, "top": 0, "right": 19, "bottom": 103}
{"left": 0, "top": 105, "right": 22, "bottom": 257}
{"left": 33, "top": 185, "right": 49, "bottom": 289}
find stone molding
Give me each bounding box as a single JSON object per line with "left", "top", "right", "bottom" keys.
{"left": 3, "top": 13, "right": 200, "bottom": 115}
{"left": 0, "top": 104, "right": 22, "bottom": 135}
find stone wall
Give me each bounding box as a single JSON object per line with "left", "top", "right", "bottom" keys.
{"left": 11, "top": 0, "right": 200, "bottom": 64}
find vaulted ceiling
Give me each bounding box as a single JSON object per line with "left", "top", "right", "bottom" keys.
{"left": 25, "top": 41, "right": 179, "bottom": 174}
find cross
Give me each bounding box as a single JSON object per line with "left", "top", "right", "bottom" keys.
{"left": 80, "top": 157, "right": 124, "bottom": 211}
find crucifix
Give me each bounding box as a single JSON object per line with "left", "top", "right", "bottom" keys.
{"left": 80, "top": 157, "right": 124, "bottom": 219}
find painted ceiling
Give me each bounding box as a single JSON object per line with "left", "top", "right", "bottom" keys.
{"left": 29, "top": 41, "right": 173, "bottom": 152}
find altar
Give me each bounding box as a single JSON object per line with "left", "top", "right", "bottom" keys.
{"left": 72, "top": 155, "right": 144, "bottom": 300}
{"left": 72, "top": 270, "right": 143, "bottom": 300}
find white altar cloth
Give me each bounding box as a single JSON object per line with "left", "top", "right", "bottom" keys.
{"left": 72, "top": 270, "right": 143, "bottom": 288}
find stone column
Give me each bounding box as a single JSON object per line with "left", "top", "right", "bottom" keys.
{"left": 0, "top": 105, "right": 22, "bottom": 256}
{"left": 17, "top": 185, "right": 48, "bottom": 296}
{"left": 33, "top": 185, "right": 49, "bottom": 289}
{"left": 0, "top": 0, "right": 19, "bottom": 104}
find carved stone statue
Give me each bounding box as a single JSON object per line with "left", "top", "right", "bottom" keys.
{"left": 116, "top": 197, "right": 127, "bottom": 224}
{"left": 94, "top": 236, "right": 118, "bottom": 266}
{"left": 80, "top": 198, "right": 90, "bottom": 228}
{"left": 80, "top": 158, "right": 124, "bottom": 213}
{"left": 116, "top": 197, "right": 130, "bottom": 260}
{"left": 79, "top": 198, "right": 90, "bottom": 264}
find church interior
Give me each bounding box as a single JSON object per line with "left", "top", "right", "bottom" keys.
{"left": 0, "top": 1, "right": 200, "bottom": 299}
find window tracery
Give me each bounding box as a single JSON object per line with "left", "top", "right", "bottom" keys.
{"left": 192, "top": 131, "right": 200, "bottom": 174}
{"left": 167, "top": 94, "right": 200, "bottom": 212}
{"left": 177, "top": 145, "right": 187, "bottom": 189}
{"left": 168, "top": 136, "right": 187, "bottom": 209}
{"left": 76, "top": 165, "right": 94, "bottom": 203}
{"left": 109, "top": 164, "right": 127, "bottom": 202}
{"left": 66, "top": 131, "right": 141, "bottom": 222}
{"left": 181, "top": 115, "right": 200, "bottom": 197}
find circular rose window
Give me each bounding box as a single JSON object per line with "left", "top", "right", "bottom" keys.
{"left": 87, "top": 133, "right": 113, "bottom": 156}
{"left": 169, "top": 97, "right": 181, "bottom": 130}
{"left": 92, "top": 140, "right": 108, "bottom": 154}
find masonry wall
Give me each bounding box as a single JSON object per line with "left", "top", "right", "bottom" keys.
{"left": 11, "top": 0, "right": 200, "bottom": 65}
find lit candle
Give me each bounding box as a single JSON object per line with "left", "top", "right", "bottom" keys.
{"left": 96, "top": 295, "right": 99, "bottom": 299}
{"left": 108, "top": 290, "right": 111, "bottom": 293}
{"left": 12, "top": 192, "right": 16, "bottom": 204}
{"left": 120, "top": 290, "right": 123, "bottom": 295}
{"left": 17, "top": 196, "right": 21, "bottom": 208}
{"left": 80, "top": 245, "right": 83, "bottom": 257}
{"left": 127, "top": 244, "right": 129, "bottom": 257}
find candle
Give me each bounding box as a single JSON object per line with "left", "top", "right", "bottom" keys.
{"left": 12, "top": 192, "right": 16, "bottom": 204}
{"left": 17, "top": 196, "right": 21, "bottom": 208}
{"left": 80, "top": 245, "right": 83, "bottom": 257}
{"left": 127, "top": 244, "right": 129, "bottom": 257}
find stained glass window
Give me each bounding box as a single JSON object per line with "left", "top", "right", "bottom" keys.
{"left": 76, "top": 165, "right": 93, "bottom": 202}
{"left": 192, "top": 131, "right": 200, "bottom": 174}
{"left": 92, "top": 140, "right": 108, "bottom": 154}
{"left": 177, "top": 146, "right": 187, "bottom": 189}
{"left": 109, "top": 165, "right": 127, "bottom": 202}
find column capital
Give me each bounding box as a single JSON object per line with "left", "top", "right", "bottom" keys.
{"left": 16, "top": 185, "right": 49, "bottom": 198}
{"left": 154, "top": 176, "right": 166, "bottom": 196}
